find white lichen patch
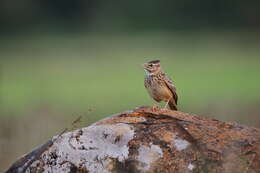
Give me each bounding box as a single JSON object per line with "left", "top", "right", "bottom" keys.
{"left": 36, "top": 123, "right": 135, "bottom": 173}
{"left": 172, "top": 138, "right": 190, "bottom": 151}
{"left": 188, "top": 163, "right": 195, "bottom": 171}
{"left": 137, "top": 144, "right": 163, "bottom": 171}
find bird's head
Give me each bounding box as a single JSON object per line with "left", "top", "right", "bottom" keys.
{"left": 143, "top": 60, "right": 161, "bottom": 75}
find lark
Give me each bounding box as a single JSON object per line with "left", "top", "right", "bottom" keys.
{"left": 143, "top": 60, "right": 178, "bottom": 110}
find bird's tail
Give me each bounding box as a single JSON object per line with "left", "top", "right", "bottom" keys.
{"left": 168, "top": 98, "right": 178, "bottom": 110}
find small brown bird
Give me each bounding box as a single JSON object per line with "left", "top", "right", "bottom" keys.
{"left": 143, "top": 60, "right": 178, "bottom": 110}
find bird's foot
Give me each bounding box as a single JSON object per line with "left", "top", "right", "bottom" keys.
{"left": 151, "top": 105, "right": 159, "bottom": 112}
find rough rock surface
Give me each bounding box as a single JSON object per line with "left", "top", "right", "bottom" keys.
{"left": 5, "top": 107, "right": 260, "bottom": 173}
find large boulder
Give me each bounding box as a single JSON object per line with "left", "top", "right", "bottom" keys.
{"left": 5, "top": 107, "right": 260, "bottom": 173}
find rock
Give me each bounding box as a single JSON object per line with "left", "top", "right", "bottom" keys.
{"left": 5, "top": 107, "right": 260, "bottom": 173}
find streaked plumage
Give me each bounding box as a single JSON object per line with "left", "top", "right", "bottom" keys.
{"left": 143, "top": 60, "right": 178, "bottom": 110}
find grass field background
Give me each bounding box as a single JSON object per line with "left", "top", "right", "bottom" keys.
{"left": 1, "top": 32, "right": 260, "bottom": 171}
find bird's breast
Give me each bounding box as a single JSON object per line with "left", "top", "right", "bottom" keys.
{"left": 145, "top": 77, "right": 172, "bottom": 101}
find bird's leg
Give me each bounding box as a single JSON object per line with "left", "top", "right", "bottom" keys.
{"left": 164, "top": 98, "right": 171, "bottom": 109}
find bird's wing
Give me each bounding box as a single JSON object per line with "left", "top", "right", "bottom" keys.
{"left": 163, "top": 74, "right": 178, "bottom": 104}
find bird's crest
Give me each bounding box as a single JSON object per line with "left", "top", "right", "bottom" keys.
{"left": 147, "top": 60, "right": 160, "bottom": 64}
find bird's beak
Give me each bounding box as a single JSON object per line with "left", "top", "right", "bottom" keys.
{"left": 142, "top": 63, "right": 148, "bottom": 69}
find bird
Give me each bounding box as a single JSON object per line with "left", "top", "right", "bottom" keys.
{"left": 143, "top": 60, "right": 178, "bottom": 110}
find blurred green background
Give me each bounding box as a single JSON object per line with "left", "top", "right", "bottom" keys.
{"left": 1, "top": 0, "right": 260, "bottom": 171}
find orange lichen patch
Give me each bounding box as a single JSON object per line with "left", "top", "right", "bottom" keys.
{"left": 134, "top": 107, "right": 201, "bottom": 122}
{"left": 153, "top": 129, "right": 176, "bottom": 144}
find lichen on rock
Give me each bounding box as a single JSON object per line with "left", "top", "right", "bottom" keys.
{"left": 27, "top": 123, "right": 135, "bottom": 173}
{"left": 137, "top": 144, "right": 163, "bottom": 170}
{"left": 5, "top": 107, "right": 260, "bottom": 173}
